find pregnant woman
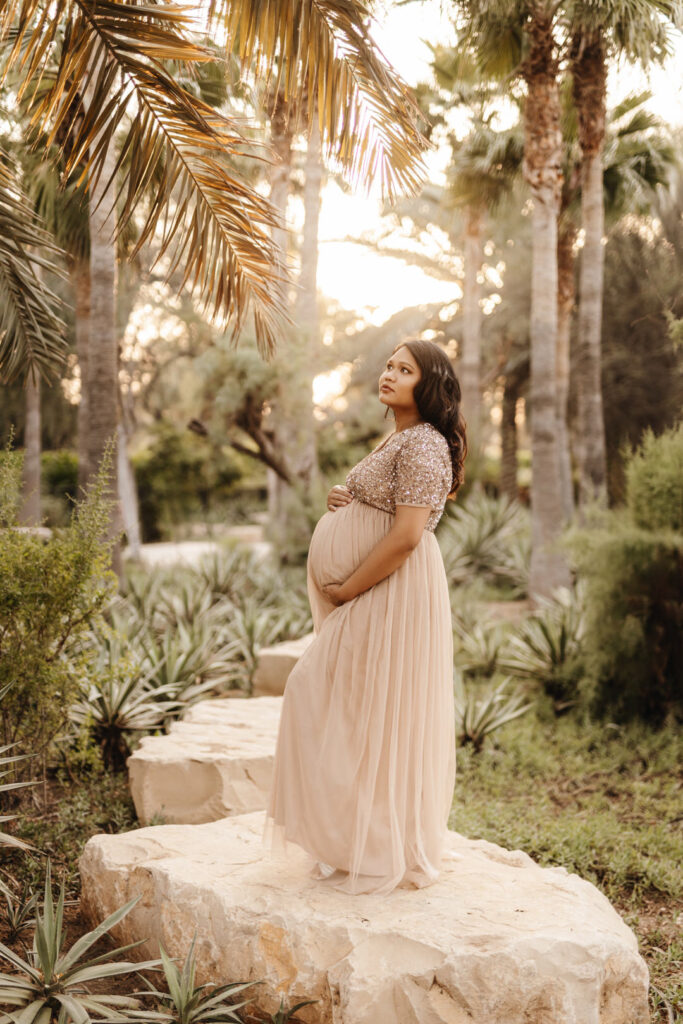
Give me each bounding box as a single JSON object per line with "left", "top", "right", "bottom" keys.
{"left": 264, "top": 339, "right": 467, "bottom": 895}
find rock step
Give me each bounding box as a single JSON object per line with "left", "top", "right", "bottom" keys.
{"left": 128, "top": 697, "right": 281, "bottom": 824}
{"left": 79, "top": 811, "right": 648, "bottom": 1024}
{"left": 253, "top": 634, "right": 314, "bottom": 697}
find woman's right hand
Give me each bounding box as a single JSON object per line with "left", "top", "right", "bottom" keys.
{"left": 327, "top": 485, "right": 353, "bottom": 512}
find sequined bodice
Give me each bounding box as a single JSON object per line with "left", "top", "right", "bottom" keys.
{"left": 345, "top": 422, "right": 453, "bottom": 532}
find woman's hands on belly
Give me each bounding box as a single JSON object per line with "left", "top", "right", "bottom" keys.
{"left": 327, "top": 484, "right": 353, "bottom": 511}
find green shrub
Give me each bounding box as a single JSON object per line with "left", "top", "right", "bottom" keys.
{"left": 0, "top": 446, "right": 116, "bottom": 770}
{"left": 41, "top": 449, "right": 79, "bottom": 503}
{"left": 625, "top": 423, "right": 683, "bottom": 532}
{"left": 132, "top": 424, "right": 243, "bottom": 542}
{"left": 565, "top": 424, "right": 683, "bottom": 725}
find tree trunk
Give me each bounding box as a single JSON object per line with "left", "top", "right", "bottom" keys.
{"left": 117, "top": 422, "right": 141, "bottom": 558}
{"left": 557, "top": 222, "right": 576, "bottom": 522}
{"left": 87, "top": 81, "right": 121, "bottom": 574}
{"left": 462, "top": 204, "right": 483, "bottom": 449}
{"left": 265, "top": 92, "right": 293, "bottom": 525}
{"left": 72, "top": 259, "right": 91, "bottom": 496}
{"left": 293, "top": 112, "right": 323, "bottom": 490}
{"left": 20, "top": 374, "right": 41, "bottom": 526}
{"left": 522, "top": 14, "right": 571, "bottom": 599}
{"left": 572, "top": 30, "right": 608, "bottom": 509}
{"left": 501, "top": 374, "right": 518, "bottom": 503}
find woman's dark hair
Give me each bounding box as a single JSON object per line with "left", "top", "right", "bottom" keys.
{"left": 391, "top": 339, "right": 468, "bottom": 497}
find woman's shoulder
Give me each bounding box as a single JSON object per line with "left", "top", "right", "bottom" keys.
{"left": 397, "top": 421, "right": 449, "bottom": 454}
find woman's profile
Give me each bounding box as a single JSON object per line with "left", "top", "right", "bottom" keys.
{"left": 264, "top": 339, "right": 467, "bottom": 895}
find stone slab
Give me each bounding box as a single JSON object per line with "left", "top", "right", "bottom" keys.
{"left": 79, "top": 811, "right": 649, "bottom": 1024}
{"left": 127, "top": 697, "right": 281, "bottom": 824}
{"left": 253, "top": 634, "right": 315, "bottom": 696}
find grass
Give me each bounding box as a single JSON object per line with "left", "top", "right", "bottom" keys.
{"left": 450, "top": 710, "right": 683, "bottom": 1023}
{"left": 1, "top": 771, "right": 137, "bottom": 898}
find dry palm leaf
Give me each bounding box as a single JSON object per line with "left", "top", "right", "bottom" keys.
{"left": 211, "top": 0, "right": 429, "bottom": 199}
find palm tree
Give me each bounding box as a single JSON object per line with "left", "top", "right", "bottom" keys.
{"left": 568, "top": 0, "right": 679, "bottom": 509}
{"left": 426, "top": 45, "right": 524, "bottom": 452}
{"left": 452, "top": 1, "right": 571, "bottom": 598}
{"left": 556, "top": 86, "right": 676, "bottom": 517}
{"left": 0, "top": 0, "right": 427, "bottom": 382}
{"left": 448, "top": 124, "right": 524, "bottom": 450}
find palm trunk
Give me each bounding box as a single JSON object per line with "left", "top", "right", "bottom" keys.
{"left": 523, "top": 14, "right": 571, "bottom": 599}
{"left": 265, "top": 92, "right": 293, "bottom": 525}
{"left": 462, "top": 204, "right": 483, "bottom": 451}
{"left": 117, "top": 422, "right": 141, "bottom": 558}
{"left": 293, "top": 113, "right": 323, "bottom": 489}
{"left": 72, "top": 259, "right": 91, "bottom": 496}
{"left": 572, "top": 30, "right": 608, "bottom": 509}
{"left": 501, "top": 374, "right": 518, "bottom": 503}
{"left": 87, "top": 88, "right": 121, "bottom": 574}
{"left": 20, "top": 374, "right": 41, "bottom": 526}
{"left": 557, "top": 222, "right": 576, "bottom": 522}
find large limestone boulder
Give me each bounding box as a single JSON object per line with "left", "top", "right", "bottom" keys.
{"left": 79, "top": 811, "right": 649, "bottom": 1024}
{"left": 127, "top": 698, "right": 281, "bottom": 825}
{"left": 253, "top": 634, "right": 314, "bottom": 696}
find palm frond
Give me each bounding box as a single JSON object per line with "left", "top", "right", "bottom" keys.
{"left": 211, "top": 0, "right": 429, "bottom": 199}
{"left": 0, "top": 0, "right": 287, "bottom": 353}
{"left": 0, "top": 157, "right": 67, "bottom": 383}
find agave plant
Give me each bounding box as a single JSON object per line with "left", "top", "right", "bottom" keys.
{"left": 453, "top": 671, "right": 534, "bottom": 753}
{"left": 197, "top": 548, "right": 263, "bottom": 604}
{"left": 2, "top": 885, "right": 37, "bottom": 946}
{"left": 498, "top": 586, "right": 584, "bottom": 712}
{"left": 0, "top": 740, "right": 33, "bottom": 853}
{"left": 154, "top": 581, "right": 216, "bottom": 634}
{"left": 223, "top": 598, "right": 297, "bottom": 696}
{"left": 141, "top": 623, "right": 241, "bottom": 705}
{"left": 139, "top": 938, "right": 258, "bottom": 1024}
{"left": 453, "top": 619, "right": 505, "bottom": 678}
{"left": 267, "top": 995, "right": 319, "bottom": 1023}
{"left": 439, "top": 494, "right": 530, "bottom": 593}
{"left": 70, "top": 627, "right": 182, "bottom": 771}
{"left": 0, "top": 863, "right": 160, "bottom": 1023}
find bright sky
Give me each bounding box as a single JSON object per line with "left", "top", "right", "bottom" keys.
{"left": 313, "top": 1, "right": 683, "bottom": 334}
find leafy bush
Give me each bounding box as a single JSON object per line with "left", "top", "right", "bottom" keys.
{"left": 41, "top": 449, "right": 79, "bottom": 503}
{"left": 0, "top": 448, "right": 116, "bottom": 770}
{"left": 564, "top": 423, "right": 683, "bottom": 725}
{"left": 624, "top": 423, "right": 683, "bottom": 533}
{"left": 132, "top": 425, "right": 243, "bottom": 542}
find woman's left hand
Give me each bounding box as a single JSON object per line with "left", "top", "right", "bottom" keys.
{"left": 322, "top": 581, "right": 351, "bottom": 606}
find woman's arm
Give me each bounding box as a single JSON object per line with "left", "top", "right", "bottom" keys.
{"left": 322, "top": 504, "right": 432, "bottom": 605}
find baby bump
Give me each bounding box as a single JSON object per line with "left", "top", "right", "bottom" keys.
{"left": 308, "top": 499, "right": 393, "bottom": 591}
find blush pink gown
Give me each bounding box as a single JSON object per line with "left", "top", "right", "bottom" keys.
{"left": 264, "top": 422, "right": 456, "bottom": 895}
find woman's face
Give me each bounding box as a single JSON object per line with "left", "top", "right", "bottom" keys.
{"left": 378, "top": 345, "right": 422, "bottom": 412}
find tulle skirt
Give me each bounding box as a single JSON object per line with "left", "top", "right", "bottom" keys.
{"left": 263, "top": 498, "right": 456, "bottom": 895}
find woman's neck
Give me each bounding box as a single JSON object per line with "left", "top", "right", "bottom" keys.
{"left": 393, "top": 410, "right": 424, "bottom": 433}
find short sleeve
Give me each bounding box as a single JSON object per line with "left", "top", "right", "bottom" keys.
{"left": 394, "top": 428, "right": 450, "bottom": 510}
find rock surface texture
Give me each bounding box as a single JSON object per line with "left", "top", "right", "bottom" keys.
{"left": 253, "top": 634, "right": 314, "bottom": 696}
{"left": 127, "top": 698, "right": 281, "bottom": 824}
{"left": 79, "top": 811, "right": 649, "bottom": 1024}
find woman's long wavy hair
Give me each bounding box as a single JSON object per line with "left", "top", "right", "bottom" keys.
{"left": 390, "top": 339, "right": 468, "bottom": 498}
